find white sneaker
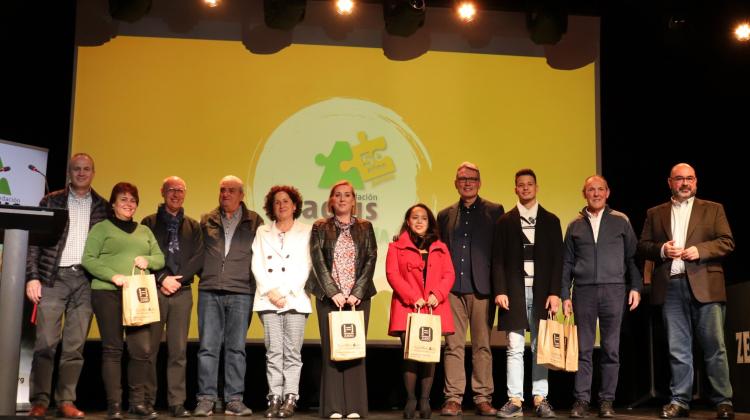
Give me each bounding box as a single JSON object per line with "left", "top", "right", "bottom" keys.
{"left": 330, "top": 413, "right": 343, "bottom": 419}
{"left": 346, "top": 413, "right": 360, "bottom": 419}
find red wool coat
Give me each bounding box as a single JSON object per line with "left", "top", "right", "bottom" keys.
{"left": 386, "top": 231, "right": 455, "bottom": 336}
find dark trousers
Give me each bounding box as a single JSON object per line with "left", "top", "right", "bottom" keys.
{"left": 29, "top": 267, "right": 93, "bottom": 406}
{"left": 316, "top": 298, "right": 370, "bottom": 418}
{"left": 572, "top": 284, "right": 626, "bottom": 403}
{"left": 146, "top": 287, "right": 193, "bottom": 407}
{"left": 92, "top": 289, "right": 155, "bottom": 406}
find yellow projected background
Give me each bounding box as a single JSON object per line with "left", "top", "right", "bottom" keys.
{"left": 72, "top": 36, "right": 596, "bottom": 343}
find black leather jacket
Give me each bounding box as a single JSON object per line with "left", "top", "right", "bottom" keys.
{"left": 307, "top": 217, "right": 378, "bottom": 301}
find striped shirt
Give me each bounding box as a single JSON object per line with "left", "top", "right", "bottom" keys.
{"left": 517, "top": 201, "right": 538, "bottom": 287}
{"left": 58, "top": 188, "right": 92, "bottom": 266}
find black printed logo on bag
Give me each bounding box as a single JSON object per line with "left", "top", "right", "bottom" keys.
{"left": 419, "top": 327, "right": 433, "bottom": 342}
{"left": 137, "top": 287, "right": 150, "bottom": 303}
{"left": 341, "top": 323, "right": 356, "bottom": 338}
{"left": 553, "top": 333, "right": 561, "bottom": 349}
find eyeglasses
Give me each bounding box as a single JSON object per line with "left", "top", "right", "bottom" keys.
{"left": 456, "top": 177, "right": 480, "bottom": 184}
{"left": 166, "top": 188, "right": 186, "bottom": 194}
{"left": 671, "top": 176, "right": 696, "bottom": 184}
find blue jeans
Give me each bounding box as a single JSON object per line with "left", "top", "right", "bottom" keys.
{"left": 197, "top": 291, "right": 253, "bottom": 402}
{"left": 663, "top": 276, "right": 732, "bottom": 408}
{"left": 506, "top": 286, "right": 548, "bottom": 400}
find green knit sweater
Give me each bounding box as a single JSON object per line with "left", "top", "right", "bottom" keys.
{"left": 82, "top": 219, "right": 165, "bottom": 291}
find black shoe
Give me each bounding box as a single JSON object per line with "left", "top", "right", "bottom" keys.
{"left": 404, "top": 399, "right": 417, "bottom": 419}
{"left": 265, "top": 395, "right": 282, "bottom": 418}
{"left": 129, "top": 404, "right": 158, "bottom": 420}
{"left": 278, "top": 394, "right": 297, "bottom": 418}
{"left": 108, "top": 403, "right": 124, "bottom": 420}
{"left": 660, "top": 403, "right": 689, "bottom": 419}
{"left": 169, "top": 405, "right": 191, "bottom": 418}
{"left": 535, "top": 398, "right": 556, "bottom": 418}
{"left": 717, "top": 403, "right": 734, "bottom": 419}
{"left": 598, "top": 401, "right": 614, "bottom": 418}
{"left": 419, "top": 399, "right": 432, "bottom": 419}
{"left": 570, "top": 400, "right": 589, "bottom": 418}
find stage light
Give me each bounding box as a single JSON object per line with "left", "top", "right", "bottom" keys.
{"left": 264, "top": 0, "right": 307, "bottom": 30}
{"left": 526, "top": 1, "right": 568, "bottom": 45}
{"left": 204, "top": 0, "right": 220, "bottom": 7}
{"left": 109, "top": 0, "right": 152, "bottom": 23}
{"left": 735, "top": 22, "right": 750, "bottom": 42}
{"left": 336, "top": 0, "right": 354, "bottom": 15}
{"left": 456, "top": 1, "right": 476, "bottom": 23}
{"left": 383, "top": 0, "right": 426, "bottom": 37}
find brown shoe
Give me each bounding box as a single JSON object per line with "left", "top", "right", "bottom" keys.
{"left": 29, "top": 404, "right": 47, "bottom": 417}
{"left": 57, "top": 403, "right": 84, "bottom": 419}
{"left": 659, "top": 403, "right": 689, "bottom": 419}
{"left": 440, "top": 401, "right": 462, "bottom": 416}
{"left": 475, "top": 401, "right": 497, "bottom": 417}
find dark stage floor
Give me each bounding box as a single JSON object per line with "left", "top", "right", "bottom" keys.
{"left": 16, "top": 409, "right": 750, "bottom": 419}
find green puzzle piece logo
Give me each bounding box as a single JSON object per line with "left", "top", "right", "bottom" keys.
{"left": 0, "top": 156, "right": 11, "bottom": 195}
{"left": 315, "top": 131, "right": 396, "bottom": 189}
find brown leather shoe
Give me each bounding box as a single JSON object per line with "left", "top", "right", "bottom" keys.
{"left": 659, "top": 403, "right": 689, "bottom": 419}
{"left": 57, "top": 403, "right": 84, "bottom": 419}
{"left": 440, "top": 401, "right": 462, "bottom": 416}
{"left": 29, "top": 404, "right": 47, "bottom": 417}
{"left": 475, "top": 401, "right": 497, "bottom": 417}
{"left": 717, "top": 403, "right": 734, "bottom": 419}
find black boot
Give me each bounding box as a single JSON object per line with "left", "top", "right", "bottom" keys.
{"left": 265, "top": 395, "right": 282, "bottom": 418}
{"left": 278, "top": 394, "right": 298, "bottom": 418}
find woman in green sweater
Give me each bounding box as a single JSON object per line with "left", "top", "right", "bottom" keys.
{"left": 82, "top": 182, "right": 164, "bottom": 420}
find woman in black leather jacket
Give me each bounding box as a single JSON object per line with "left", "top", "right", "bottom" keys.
{"left": 307, "top": 180, "right": 377, "bottom": 419}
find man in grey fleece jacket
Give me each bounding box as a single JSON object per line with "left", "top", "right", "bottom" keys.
{"left": 561, "top": 175, "right": 642, "bottom": 419}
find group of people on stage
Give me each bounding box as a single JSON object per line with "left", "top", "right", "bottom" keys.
{"left": 25, "top": 154, "right": 736, "bottom": 420}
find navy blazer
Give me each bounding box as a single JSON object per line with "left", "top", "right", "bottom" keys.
{"left": 437, "top": 196, "right": 504, "bottom": 297}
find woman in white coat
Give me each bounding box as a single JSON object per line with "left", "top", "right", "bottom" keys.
{"left": 252, "top": 185, "right": 313, "bottom": 418}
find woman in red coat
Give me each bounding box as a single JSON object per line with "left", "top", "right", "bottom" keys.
{"left": 386, "top": 204, "right": 455, "bottom": 419}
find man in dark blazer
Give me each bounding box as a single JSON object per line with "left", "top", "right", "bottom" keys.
{"left": 493, "top": 169, "right": 562, "bottom": 418}
{"left": 638, "top": 163, "right": 735, "bottom": 420}
{"left": 141, "top": 176, "right": 204, "bottom": 418}
{"left": 438, "top": 162, "right": 504, "bottom": 416}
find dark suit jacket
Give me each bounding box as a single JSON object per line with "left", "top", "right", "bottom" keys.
{"left": 638, "top": 198, "right": 734, "bottom": 304}
{"left": 141, "top": 210, "right": 204, "bottom": 288}
{"left": 437, "top": 196, "right": 504, "bottom": 297}
{"left": 492, "top": 205, "right": 563, "bottom": 331}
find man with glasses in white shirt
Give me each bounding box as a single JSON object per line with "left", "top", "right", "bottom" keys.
{"left": 639, "top": 163, "right": 735, "bottom": 419}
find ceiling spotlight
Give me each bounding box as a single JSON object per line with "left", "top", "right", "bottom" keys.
{"left": 456, "top": 1, "right": 477, "bottom": 23}
{"left": 264, "top": 0, "right": 307, "bottom": 30}
{"left": 735, "top": 22, "right": 750, "bottom": 42}
{"left": 336, "top": 0, "right": 354, "bottom": 15}
{"left": 204, "top": 0, "right": 220, "bottom": 7}
{"left": 526, "top": 1, "right": 568, "bottom": 45}
{"left": 383, "top": 0, "right": 426, "bottom": 37}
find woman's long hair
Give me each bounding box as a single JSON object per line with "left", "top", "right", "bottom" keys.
{"left": 399, "top": 203, "right": 439, "bottom": 250}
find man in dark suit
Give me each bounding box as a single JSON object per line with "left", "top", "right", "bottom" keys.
{"left": 142, "top": 176, "right": 204, "bottom": 418}
{"left": 438, "top": 162, "right": 504, "bottom": 416}
{"left": 493, "top": 169, "right": 562, "bottom": 418}
{"left": 638, "top": 163, "right": 735, "bottom": 419}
